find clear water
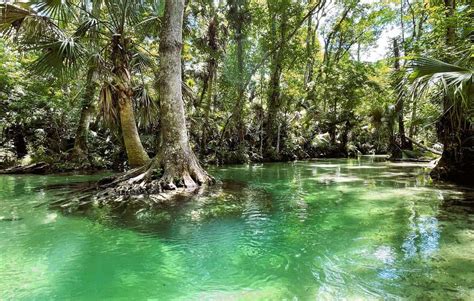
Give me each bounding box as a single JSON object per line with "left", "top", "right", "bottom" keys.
{"left": 1, "top": 158, "right": 473, "bottom": 300}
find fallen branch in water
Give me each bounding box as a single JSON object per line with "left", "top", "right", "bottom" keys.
{"left": 0, "top": 162, "right": 50, "bottom": 174}
{"left": 405, "top": 136, "right": 442, "bottom": 155}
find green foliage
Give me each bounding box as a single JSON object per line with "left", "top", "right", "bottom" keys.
{"left": 1, "top": 0, "right": 472, "bottom": 170}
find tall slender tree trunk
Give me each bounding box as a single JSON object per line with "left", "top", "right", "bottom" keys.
{"left": 264, "top": 8, "right": 285, "bottom": 158}
{"left": 201, "top": 60, "right": 215, "bottom": 151}
{"left": 201, "top": 16, "right": 219, "bottom": 151}
{"left": 71, "top": 67, "right": 97, "bottom": 160}
{"left": 409, "top": 97, "right": 417, "bottom": 137}
{"left": 155, "top": 0, "right": 212, "bottom": 188}
{"left": 304, "top": 0, "right": 315, "bottom": 88}
{"left": 234, "top": 22, "right": 245, "bottom": 144}
{"left": 393, "top": 39, "right": 411, "bottom": 150}
{"left": 390, "top": 38, "right": 411, "bottom": 159}
{"left": 112, "top": 35, "right": 150, "bottom": 168}
{"left": 265, "top": 50, "right": 283, "bottom": 158}
{"left": 228, "top": 0, "right": 247, "bottom": 146}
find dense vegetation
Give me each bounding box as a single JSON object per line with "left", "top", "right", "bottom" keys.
{"left": 0, "top": 0, "right": 472, "bottom": 189}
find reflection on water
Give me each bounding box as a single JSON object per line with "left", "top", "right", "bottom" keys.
{"left": 0, "top": 158, "right": 473, "bottom": 300}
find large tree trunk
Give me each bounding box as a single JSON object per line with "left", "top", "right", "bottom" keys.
{"left": 431, "top": 107, "right": 473, "bottom": 185}
{"left": 71, "top": 67, "right": 97, "bottom": 161}
{"left": 75, "top": 0, "right": 213, "bottom": 203}
{"left": 111, "top": 35, "right": 150, "bottom": 168}
{"left": 118, "top": 94, "right": 150, "bottom": 168}
{"left": 155, "top": 0, "right": 212, "bottom": 188}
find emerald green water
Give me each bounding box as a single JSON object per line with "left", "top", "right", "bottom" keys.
{"left": 1, "top": 158, "right": 473, "bottom": 300}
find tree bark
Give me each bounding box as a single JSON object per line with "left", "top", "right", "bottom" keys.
{"left": 111, "top": 35, "right": 150, "bottom": 168}
{"left": 156, "top": 0, "right": 212, "bottom": 188}
{"left": 118, "top": 93, "right": 150, "bottom": 167}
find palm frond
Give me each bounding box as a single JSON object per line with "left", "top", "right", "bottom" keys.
{"left": 31, "top": 0, "right": 76, "bottom": 24}
{"left": 133, "top": 85, "right": 158, "bottom": 128}
{"left": 408, "top": 56, "right": 473, "bottom": 133}
{"left": 28, "top": 35, "right": 85, "bottom": 79}
{"left": 99, "top": 82, "right": 120, "bottom": 129}
{"left": 0, "top": 3, "right": 64, "bottom": 44}
{"left": 409, "top": 57, "right": 473, "bottom": 100}
{"left": 0, "top": 3, "right": 31, "bottom": 32}
{"left": 74, "top": 17, "right": 98, "bottom": 37}
{"left": 409, "top": 57, "right": 472, "bottom": 80}
{"left": 131, "top": 48, "right": 156, "bottom": 70}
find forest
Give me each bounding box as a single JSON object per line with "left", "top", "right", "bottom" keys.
{"left": 0, "top": 0, "right": 473, "bottom": 299}
{"left": 0, "top": 0, "right": 472, "bottom": 185}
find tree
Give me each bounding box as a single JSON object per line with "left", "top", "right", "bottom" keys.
{"left": 155, "top": 0, "right": 213, "bottom": 188}
{"left": 409, "top": 57, "right": 473, "bottom": 184}
{"left": 97, "top": 0, "right": 213, "bottom": 196}
{"left": 0, "top": 1, "right": 152, "bottom": 167}
{"left": 71, "top": 66, "right": 98, "bottom": 160}
{"left": 227, "top": 0, "right": 249, "bottom": 146}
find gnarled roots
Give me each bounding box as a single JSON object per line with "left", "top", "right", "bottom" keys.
{"left": 52, "top": 154, "right": 214, "bottom": 211}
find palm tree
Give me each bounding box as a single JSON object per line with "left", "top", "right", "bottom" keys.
{"left": 409, "top": 56, "right": 473, "bottom": 184}
{"left": 1, "top": 2, "right": 95, "bottom": 161}
{"left": 0, "top": 0, "right": 158, "bottom": 167}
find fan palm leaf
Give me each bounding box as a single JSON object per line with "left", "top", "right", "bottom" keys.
{"left": 409, "top": 57, "right": 473, "bottom": 110}
{"left": 28, "top": 36, "right": 85, "bottom": 78}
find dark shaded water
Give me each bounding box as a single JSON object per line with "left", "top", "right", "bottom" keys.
{"left": 1, "top": 157, "right": 473, "bottom": 300}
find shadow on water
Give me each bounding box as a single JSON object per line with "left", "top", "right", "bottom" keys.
{"left": 43, "top": 179, "right": 274, "bottom": 238}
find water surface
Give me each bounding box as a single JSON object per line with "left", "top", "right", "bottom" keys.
{"left": 1, "top": 158, "right": 473, "bottom": 300}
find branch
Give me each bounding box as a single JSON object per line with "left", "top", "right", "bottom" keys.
{"left": 405, "top": 136, "right": 442, "bottom": 155}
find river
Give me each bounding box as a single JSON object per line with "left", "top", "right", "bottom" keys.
{"left": 0, "top": 157, "right": 472, "bottom": 299}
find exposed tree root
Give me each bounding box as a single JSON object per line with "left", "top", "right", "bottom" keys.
{"left": 50, "top": 155, "right": 215, "bottom": 212}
